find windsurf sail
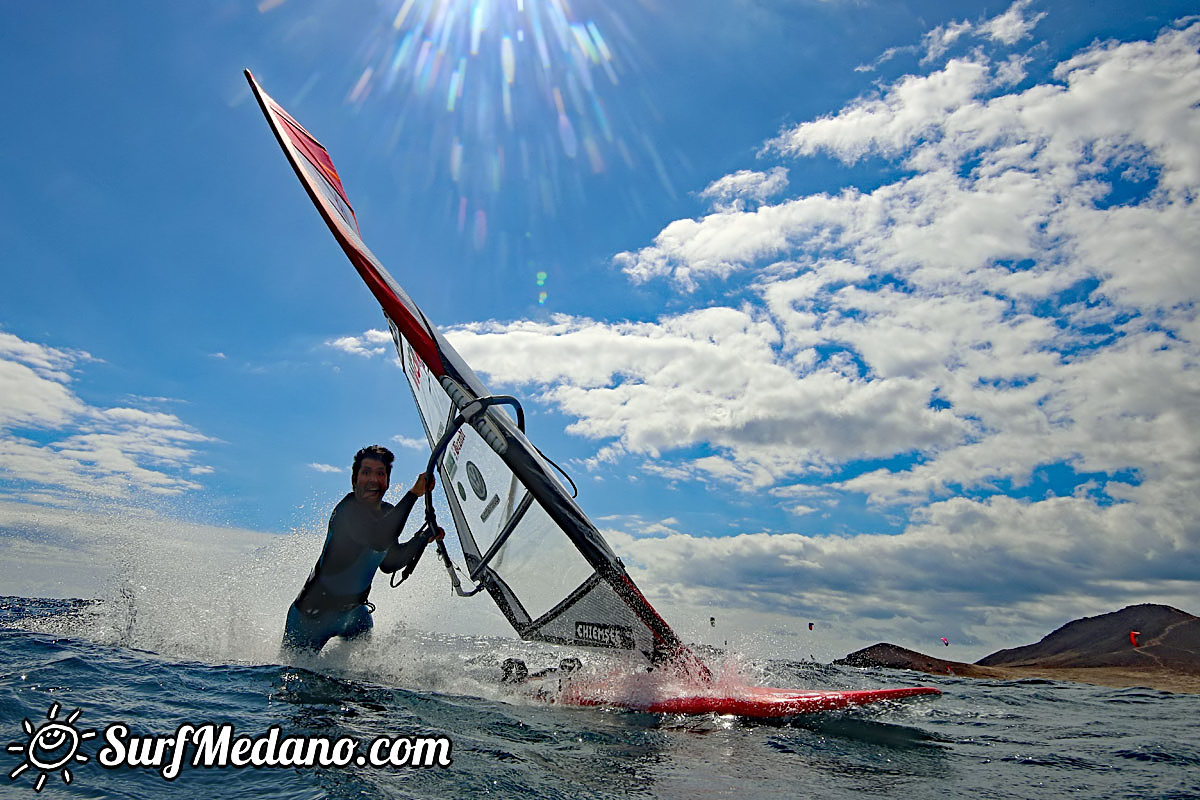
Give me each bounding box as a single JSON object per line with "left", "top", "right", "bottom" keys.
{"left": 245, "top": 70, "right": 707, "bottom": 677}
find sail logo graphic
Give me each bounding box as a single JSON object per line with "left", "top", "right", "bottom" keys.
{"left": 465, "top": 461, "right": 488, "bottom": 500}
{"left": 574, "top": 622, "right": 635, "bottom": 649}
{"left": 405, "top": 340, "right": 424, "bottom": 385}
{"left": 6, "top": 703, "right": 96, "bottom": 793}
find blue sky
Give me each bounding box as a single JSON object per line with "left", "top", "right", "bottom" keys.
{"left": 1, "top": 0, "right": 1198, "bottom": 660}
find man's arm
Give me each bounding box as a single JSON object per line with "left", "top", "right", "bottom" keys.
{"left": 353, "top": 473, "right": 434, "bottom": 550}
{"left": 379, "top": 525, "right": 443, "bottom": 575}
{"left": 377, "top": 473, "right": 439, "bottom": 574}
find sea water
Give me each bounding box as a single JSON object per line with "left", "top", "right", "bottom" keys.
{"left": 1, "top": 518, "right": 1198, "bottom": 799}
{"left": 5, "top": 599, "right": 1199, "bottom": 799}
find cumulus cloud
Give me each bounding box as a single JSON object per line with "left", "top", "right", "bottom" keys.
{"left": 978, "top": 0, "right": 1046, "bottom": 45}
{"left": 450, "top": 308, "right": 964, "bottom": 486}
{"left": 325, "top": 328, "right": 393, "bottom": 358}
{"left": 698, "top": 167, "right": 789, "bottom": 212}
{"left": 920, "top": 20, "right": 974, "bottom": 64}
{"left": 391, "top": 435, "right": 428, "bottom": 450}
{"left": 856, "top": 1, "right": 1047, "bottom": 73}
{"left": 0, "top": 330, "right": 213, "bottom": 500}
{"left": 767, "top": 57, "right": 992, "bottom": 163}
{"left": 444, "top": 12, "right": 1200, "bottom": 654}
{"left": 608, "top": 473, "right": 1200, "bottom": 656}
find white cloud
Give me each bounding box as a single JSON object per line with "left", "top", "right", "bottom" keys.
{"left": 978, "top": 0, "right": 1046, "bottom": 46}
{"left": 857, "top": 1, "right": 1047, "bottom": 75}
{"left": 445, "top": 17, "right": 1200, "bottom": 655}
{"left": 698, "top": 167, "right": 789, "bottom": 212}
{"left": 326, "top": 328, "right": 394, "bottom": 358}
{"left": 921, "top": 20, "right": 973, "bottom": 64}
{"left": 603, "top": 471, "right": 1200, "bottom": 658}
{"left": 613, "top": 190, "right": 867, "bottom": 289}
{"left": 0, "top": 331, "right": 214, "bottom": 499}
{"left": 450, "top": 304, "right": 966, "bottom": 488}
{"left": 766, "top": 58, "right": 993, "bottom": 163}
{"left": 0, "top": 333, "right": 88, "bottom": 429}
{"left": 308, "top": 462, "right": 343, "bottom": 474}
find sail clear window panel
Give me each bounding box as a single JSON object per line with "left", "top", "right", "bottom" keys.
{"left": 487, "top": 498, "right": 596, "bottom": 621}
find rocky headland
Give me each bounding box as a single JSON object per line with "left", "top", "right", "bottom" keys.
{"left": 834, "top": 604, "right": 1200, "bottom": 694}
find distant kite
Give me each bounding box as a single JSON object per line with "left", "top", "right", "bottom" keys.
{"left": 1129, "top": 630, "right": 1141, "bottom": 647}
{"left": 941, "top": 637, "right": 950, "bottom": 646}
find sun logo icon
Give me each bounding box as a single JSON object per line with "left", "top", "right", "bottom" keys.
{"left": 7, "top": 702, "right": 97, "bottom": 792}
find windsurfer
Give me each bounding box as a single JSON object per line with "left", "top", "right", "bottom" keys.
{"left": 281, "top": 444, "right": 443, "bottom": 655}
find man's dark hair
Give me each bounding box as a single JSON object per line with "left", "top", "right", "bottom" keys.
{"left": 352, "top": 445, "right": 395, "bottom": 481}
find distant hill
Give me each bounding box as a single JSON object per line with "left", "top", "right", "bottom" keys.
{"left": 834, "top": 643, "right": 990, "bottom": 677}
{"left": 976, "top": 604, "right": 1200, "bottom": 672}
{"left": 835, "top": 604, "right": 1200, "bottom": 690}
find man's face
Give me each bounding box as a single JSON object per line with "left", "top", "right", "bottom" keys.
{"left": 353, "top": 457, "right": 390, "bottom": 506}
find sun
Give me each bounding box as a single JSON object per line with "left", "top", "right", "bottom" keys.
{"left": 6, "top": 702, "right": 97, "bottom": 793}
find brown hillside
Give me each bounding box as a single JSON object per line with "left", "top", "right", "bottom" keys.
{"left": 834, "top": 605, "right": 1200, "bottom": 693}
{"left": 833, "top": 642, "right": 1005, "bottom": 679}
{"left": 976, "top": 604, "right": 1200, "bottom": 673}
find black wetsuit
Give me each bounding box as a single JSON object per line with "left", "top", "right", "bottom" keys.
{"left": 281, "top": 491, "right": 430, "bottom": 653}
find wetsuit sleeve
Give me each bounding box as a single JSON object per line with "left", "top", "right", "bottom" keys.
{"left": 335, "top": 490, "right": 421, "bottom": 553}
{"left": 378, "top": 533, "right": 432, "bottom": 575}
{"left": 377, "top": 490, "right": 420, "bottom": 546}
{"left": 317, "top": 490, "right": 422, "bottom": 576}
{"left": 374, "top": 489, "right": 432, "bottom": 575}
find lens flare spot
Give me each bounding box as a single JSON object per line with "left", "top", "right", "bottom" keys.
{"left": 349, "top": 0, "right": 655, "bottom": 234}
{"left": 450, "top": 137, "right": 464, "bottom": 181}
{"left": 490, "top": 148, "right": 504, "bottom": 191}
{"left": 472, "top": 209, "right": 488, "bottom": 249}
{"left": 570, "top": 23, "right": 600, "bottom": 64}
{"left": 583, "top": 136, "right": 604, "bottom": 173}
{"left": 392, "top": 0, "right": 417, "bottom": 29}
{"left": 501, "top": 35, "right": 516, "bottom": 84}
{"left": 501, "top": 81, "right": 514, "bottom": 126}
{"left": 347, "top": 67, "right": 374, "bottom": 103}
{"left": 388, "top": 33, "right": 416, "bottom": 88}
{"left": 470, "top": 1, "right": 485, "bottom": 55}
{"left": 447, "top": 68, "right": 461, "bottom": 111}
{"left": 591, "top": 96, "right": 613, "bottom": 142}
{"left": 587, "top": 22, "right": 612, "bottom": 62}
{"left": 558, "top": 112, "right": 578, "bottom": 158}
